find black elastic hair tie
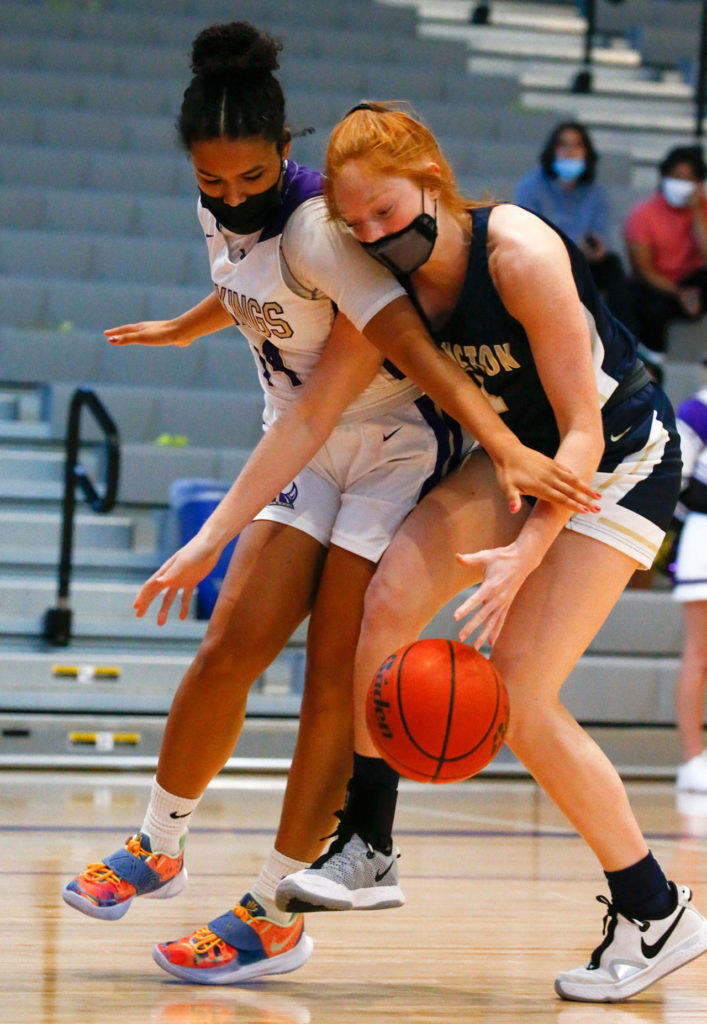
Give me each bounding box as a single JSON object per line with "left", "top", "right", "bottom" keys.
{"left": 345, "top": 101, "right": 377, "bottom": 117}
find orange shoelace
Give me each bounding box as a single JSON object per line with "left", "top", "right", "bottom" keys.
{"left": 189, "top": 904, "right": 253, "bottom": 955}
{"left": 82, "top": 834, "right": 150, "bottom": 884}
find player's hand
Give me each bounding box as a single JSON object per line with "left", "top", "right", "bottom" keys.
{"left": 453, "top": 542, "right": 533, "bottom": 648}
{"left": 494, "top": 442, "right": 600, "bottom": 516}
{"left": 133, "top": 534, "right": 223, "bottom": 625}
{"left": 104, "top": 320, "right": 189, "bottom": 348}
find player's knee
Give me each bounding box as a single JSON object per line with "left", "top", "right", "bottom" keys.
{"left": 361, "top": 570, "right": 416, "bottom": 640}
{"left": 191, "top": 629, "right": 258, "bottom": 689}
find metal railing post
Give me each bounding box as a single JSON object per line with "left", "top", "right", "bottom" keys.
{"left": 696, "top": 0, "right": 707, "bottom": 139}
{"left": 572, "top": 0, "right": 596, "bottom": 94}
{"left": 43, "top": 387, "right": 120, "bottom": 646}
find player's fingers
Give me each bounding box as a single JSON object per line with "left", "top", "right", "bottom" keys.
{"left": 470, "top": 617, "right": 495, "bottom": 650}
{"left": 457, "top": 603, "right": 488, "bottom": 644}
{"left": 157, "top": 587, "right": 179, "bottom": 626}
{"left": 502, "top": 484, "right": 522, "bottom": 514}
{"left": 133, "top": 578, "right": 164, "bottom": 616}
{"left": 453, "top": 589, "right": 481, "bottom": 621}
{"left": 179, "top": 586, "right": 194, "bottom": 620}
{"left": 552, "top": 470, "right": 601, "bottom": 506}
{"left": 487, "top": 608, "right": 510, "bottom": 647}
{"left": 104, "top": 324, "right": 143, "bottom": 344}
{"left": 545, "top": 483, "right": 599, "bottom": 515}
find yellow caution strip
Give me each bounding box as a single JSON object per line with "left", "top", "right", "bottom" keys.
{"left": 68, "top": 732, "right": 140, "bottom": 749}
{"left": 52, "top": 665, "right": 121, "bottom": 680}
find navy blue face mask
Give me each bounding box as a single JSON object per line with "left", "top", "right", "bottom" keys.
{"left": 361, "top": 198, "right": 438, "bottom": 276}
{"left": 199, "top": 162, "right": 285, "bottom": 235}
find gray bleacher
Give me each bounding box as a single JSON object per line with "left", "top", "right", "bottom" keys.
{"left": 0, "top": 0, "right": 705, "bottom": 773}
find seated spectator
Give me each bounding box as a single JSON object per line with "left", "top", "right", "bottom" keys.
{"left": 624, "top": 145, "right": 707, "bottom": 383}
{"left": 515, "top": 121, "right": 636, "bottom": 331}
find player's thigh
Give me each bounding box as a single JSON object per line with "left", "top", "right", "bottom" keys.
{"left": 207, "top": 519, "right": 327, "bottom": 652}
{"left": 492, "top": 530, "right": 637, "bottom": 705}
{"left": 366, "top": 449, "right": 529, "bottom": 625}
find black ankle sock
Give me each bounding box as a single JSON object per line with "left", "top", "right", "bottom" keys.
{"left": 342, "top": 770, "right": 399, "bottom": 854}
{"left": 353, "top": 752, "right": 399, "bottom": 790}
{"left": 605, "top": 851, "right": 675, "bottom": 920}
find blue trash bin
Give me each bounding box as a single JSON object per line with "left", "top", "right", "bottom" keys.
{"left": 169, "top": 478, "right": 238, "bottom": 619}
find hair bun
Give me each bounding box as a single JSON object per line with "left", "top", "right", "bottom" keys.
{"left": 191, "top": 22, "right": 282, "bottom": 79}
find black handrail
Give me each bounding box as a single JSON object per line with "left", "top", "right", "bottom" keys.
{"left": 572, "top": 0, "right": 597, "bottom": 94}
{"left": 696, "top": 0, "right": 707, "bottom": 138}
{"left": 43, "top": 386, "right": 120, "bottom": 646}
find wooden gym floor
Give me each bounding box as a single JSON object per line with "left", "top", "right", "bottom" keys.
{"left": 2, "top": 771, "right": 707, "bottom": 1024}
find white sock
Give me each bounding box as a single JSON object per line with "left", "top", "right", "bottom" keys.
{"left": 140, "top": 777, "right": 201, "bottom": 857}
{"left": 251, "top": 847, "right": 310, "bottom": 922}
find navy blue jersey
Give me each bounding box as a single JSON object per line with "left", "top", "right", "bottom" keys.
{"left": 428, "top": 205, "right": 638, "bottom": 459}
{"left": 403, "top": 204, "right": 682, "bottom": 534}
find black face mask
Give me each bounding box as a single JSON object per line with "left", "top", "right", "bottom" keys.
{"left": 199, "top": 163, "right": 284, "bottom": 235}
{"left": 361, "top": 201, "right": 438, "bottom": 276}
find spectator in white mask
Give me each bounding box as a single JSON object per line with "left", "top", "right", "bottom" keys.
{"left": 624, "top": 145, "right": 707, "bottom": 383}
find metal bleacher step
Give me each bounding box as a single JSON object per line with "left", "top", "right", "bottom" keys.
{"left": 0, "top": 711, "right": 299, "bottom": 772}
{"left": 0, "top": 710, "right": 685, "bottom": 777}
{"left": 0, "top": 509, "right": 135, "bottom": 550}
{"left": 0, "top": 646, "right": 304, "bottom": 712}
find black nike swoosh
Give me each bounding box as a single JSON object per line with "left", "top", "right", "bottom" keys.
{"left": 382, "top": 427, "right": 402, "bottom": 442}
{"left": 640, "top": 906, "right": 685, "bottom": 958}
{"left": 374, "top": 861, "right": 395, "bottom": 882}
{"left": 169, "top": 810, "right": 191, "bottom": 819}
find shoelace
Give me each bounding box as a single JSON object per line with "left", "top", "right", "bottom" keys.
{"left": 314, "top": 810, "right": 390, "bottom": 865}
{"left": 82, "top": 834, "right": 151, "bottom": 884}
{"left": 189, "top": 903, "right": 253, "bottom": 955}
{"left": 588, "top": 894, "right": 649, "bottom": 969}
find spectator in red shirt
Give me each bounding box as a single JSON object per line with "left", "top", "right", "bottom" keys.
{"left": 624, "top": 145, "right": 707, "bottom": 382}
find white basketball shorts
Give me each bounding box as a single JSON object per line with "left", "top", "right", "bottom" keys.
{"left": 255, "top": 394, "right": 469, "bottom": 563}
{"left": 672, "top": 513, "right": 707, "bottom": 602}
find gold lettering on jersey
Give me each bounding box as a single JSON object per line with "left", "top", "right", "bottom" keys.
{"left": 214, "top": 285, "right": 296, "bottom": 340}
{"left": 246, "top": 297, "right": 268, "bottom": 334}
{"left": 494, "top": 344, "right": 520, "bottom": 372}
{"left": 478, "top": 345, "right": 499, "bottom": 374}
{"left": 263, "top": 302, "right": 294, "bottom": 340}
{"left": 442, "top": 341, "right": 514, "bottom": 414}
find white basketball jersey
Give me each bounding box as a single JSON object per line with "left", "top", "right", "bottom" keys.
{"left": 199, "top": 161, "right": 420, "bottom": 421}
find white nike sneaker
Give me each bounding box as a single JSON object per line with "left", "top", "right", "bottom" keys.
{"left": 676, "top": 752, "right": 707, "bottom": 793}
{"left": 276, "top": 830, "right": 404, "bottom": 913}
{"left": 555, "top": 883, "right": 707, "bottom": 1002}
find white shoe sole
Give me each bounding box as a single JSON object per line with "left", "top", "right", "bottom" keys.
{"left": 61, "top": 866, "right": 188, "bottom": 921}
{"left": 152, "top": 932, "right": 314, "bottom": 985}
{"left": 555, "top": 918, "right": 707, "bottom": 1002}
{"left": 276, "top": 874, "right": 405, "bottom": 913}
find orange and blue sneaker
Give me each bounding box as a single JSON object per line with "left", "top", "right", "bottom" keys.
{"left": 61, "top": 832, "right": 187, "bottom": 921}
{"left": 153, "top": 893, "right": 313, "bottom": 985}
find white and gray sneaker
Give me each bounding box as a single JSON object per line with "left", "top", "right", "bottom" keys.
{"left": 676, "top": 751, "right": 707, "bottom": 792}
{"left": 555, "top": 883, "right": 707, "bottom": 1002}
{"left": 275, "top": 831, "right": 405, "bottom": 913}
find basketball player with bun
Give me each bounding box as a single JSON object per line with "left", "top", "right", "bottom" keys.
{"left": 272, "top": 103, "right": 707, "bottom": 1003}
{"left": 61, "top": 27, "right": 597, "bottom": 986}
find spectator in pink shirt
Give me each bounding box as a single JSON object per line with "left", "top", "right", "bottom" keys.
{"left": 624, "top": 145, "right": 707, "bottom": 383}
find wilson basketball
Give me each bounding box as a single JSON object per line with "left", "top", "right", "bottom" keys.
{"left": 366, "top": 638, "right": 509, "bottom": 783}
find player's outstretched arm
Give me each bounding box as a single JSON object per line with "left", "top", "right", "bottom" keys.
{"left": 133, "top": 314, "right": 382, "bottom": 624}
{"left": 452, "top": 208, "right": 609, "bottom": 646}
{"left": 105, "top": 292, "right": 234, "bottom": 348}
{"left": 363, "top": 296, "right": 601, "bottom": 516}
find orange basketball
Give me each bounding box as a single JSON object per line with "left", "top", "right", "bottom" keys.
{"left": 366, "top": 638, "right": 509, "bottom": 783}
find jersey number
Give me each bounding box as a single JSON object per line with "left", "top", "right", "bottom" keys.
{"left": 257, "top": 340, "right": 303, "bottom": 389}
